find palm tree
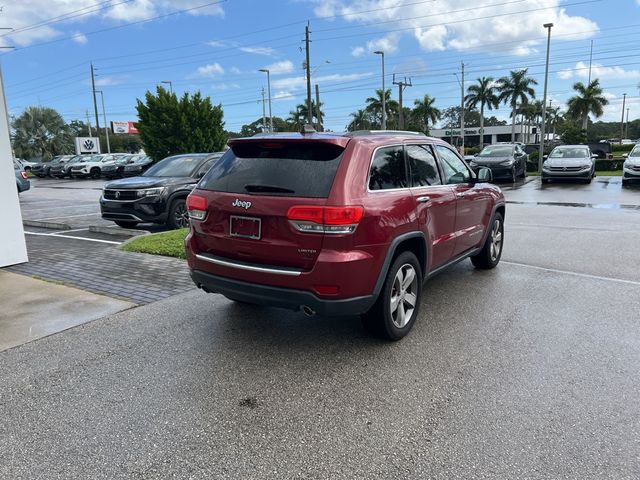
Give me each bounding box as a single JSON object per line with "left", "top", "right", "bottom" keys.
{"left": 365, "top": 89, "right": 398, "bottom": 129}
{"left": 412, "top": 95, "right": 441, "bottom": 134}
{"left": 464, "top": 77, "right": 499, "bottom": 147}
{"left": 566, "top": 79, "right": 609, "bottom": 131}
{"left": 347, "top": 109, "right": 373, "bottom": 131}
{"left": 288, "top": 101, "right": 325, "bottom": 130}
{"left": 546, "top": 106, "right": 562, "bottom": 141}
{"left": 11, "top": 106, "right": 73, "bottom": 160}
{"left": 497, "top": 69, "right": 538, "bottom": 142}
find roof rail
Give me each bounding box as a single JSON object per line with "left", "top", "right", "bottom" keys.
{"left": 345, "top": 130, "right": 427, "bottom": 137}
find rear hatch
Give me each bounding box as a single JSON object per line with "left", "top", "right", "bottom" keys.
{"left": 192, "top": 138, "right": 348, "bottom": 271}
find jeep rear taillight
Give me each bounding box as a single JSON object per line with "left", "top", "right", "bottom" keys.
{"left": 20, "top": 171, "right": 28, "bottom": 179}
{"left": 187, "top": 194, "right": 207, "bottom": 221}
{"left": 287, "top": 206, "right": 363, "bottom": 234}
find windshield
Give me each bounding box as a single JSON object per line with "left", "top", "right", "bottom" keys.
{"left": 630, "top": 146, "right": 640, "bottom": 158}
{"left": 478, "top": 146, "right": 513, "bottom": 157}
{"left": 143, "top": 154, "right": 207, "bottom": 177}
{"left": 550, "top": 147, "right": 589, "bottom": 158}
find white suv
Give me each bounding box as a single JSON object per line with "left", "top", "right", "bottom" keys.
{"left": 69, "top": 154, "right": 120, "bottom": 179}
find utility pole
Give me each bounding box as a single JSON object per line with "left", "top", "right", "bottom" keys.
{"left": 90, "top": 62, "right": 100, "bottom": 131}
{"left": 539, "top": 23, "right": 553, "bottom": 174}
{"left": 305, "top": 24, "right": 313, "bottom": 126}
{"left": 258, "top": 69, "right": 273, "bottom": 132}
{"left": 393, "top": 74, "right": 412, "bottom": 130}
{"left": 85, "top": 110, "right": 93, "bottom": 137}
{"left": 374, "top": 51, "right": 386, "bottom": 130}
{"left": 626, "top": 108, "right": 630, "bottom": 139}
{"left": 315, "top": 83, "right": 322, "bottom": 131}
{"left": 96, "top": 90, "right": 111, "bottom": 154}
{"left": 620, "top": 93, "right": 627, "bottom": 144}
{"left": 460, "top": 62, "right": 465, "bottom": 153}
{"left": 261, "top": 87, "right": 267, "bottom": 133}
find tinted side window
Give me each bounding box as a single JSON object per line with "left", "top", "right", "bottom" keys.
{"left": 435, "top": 145, "right": 471, "bottom": 184}
{"left": 407, "top": 145, "right": 441, "bottom": 187}
{"left": 369, "top": 146, "right": 407, "bottom": 190}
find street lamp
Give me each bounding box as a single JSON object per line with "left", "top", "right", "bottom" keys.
{"left": 620, "top": 93, "right": 627, "bottom": 144}
{"left": 95, "top": 90, "right": 111, "bottom": 154}
{"left": 258, "top": 69, "right": 273, "bottom": 133}
{"left": 374, "top": 50, "right": 386, "bottom": 130}
{"left": 160, "top": 80, "right": 173, "bottom": 94}
{"left": 538, "top": 22, "right": 553, "bottom": 175}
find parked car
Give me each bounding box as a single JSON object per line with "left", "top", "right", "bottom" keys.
{"left": 100, "top": 153, "right": 222, "bottom": 229}
{"left": 541, "top": 145, "right": 596, "bottom": 184}
{"left": 123, "top": 155, "right": 153, "bottom": 177}
{"left": 51, "top": 155, "right": 83, "bottom": 178}
{"left": 588, "top": 142, "right": 613, "bottom": 160}
{"left": 468, "top": 143, "right": 527, "bottom": 181}
{"left": 15, "top": 165, "right": 30, "bottom": 193}
{"left": 101, "top": 154, "right": 132, "bottom": 179}
{"left": 185, "top": 130, "right": 505, "bottom": 341}
{"left": 70, "top": 154, "right": 122, "bottom": 179}
{"left": 622, "top": 144, "right": 640, "bottom": 186}
{"left": 14, "top": 158, "right": 40, "bottom": 172}
{"left": 32, "top": 155, "right": 72, "bottom": 177}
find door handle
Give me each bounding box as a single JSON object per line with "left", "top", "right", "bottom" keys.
{"left": 416, "top": 196, "right": 431, "bottom": 203}
{"left": 456, "top": 192, "right": 466, "bottom": 198}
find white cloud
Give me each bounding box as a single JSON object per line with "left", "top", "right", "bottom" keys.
{"left": 315, "top": 0, "right": 598, "bottom": 56}
{"left": 71, "top": 32, "right": 88, "bottom": 45}
{"left": 207, "top": 40, "right": 227, "bottom": 48}
{"left": 351, "top": 46, "right": 365, "bottom": 57}
{"left": 211, "top": 83, "right": 240, "bottom": 91}
{"left": 558, "top": 62, "right": 640, "bottom": 81}
{"left": 1, "top": 1, "right": 225, "bottom": 47}
{"left": 272, "top": 72, "right": 373, "bottom": 91}
{"left": 366, "top": 33, "right": 400, "bottom": 54}
{"left": 189, "top": 63, "right": 225, "bottom": 79}
{"left": 239, "top": 46, "right": 276, "bottom": 56}
{"left": 230, "top": 66, "right": 242, "bottom": 74}
{"left": 84, "top": 75, "right": 126, "bottom": 87}
{"left": 274, "top": 91, "right": 296, "bottom": 102}
{"left": 263, "top": 60, "right": 295, "bottom": 75}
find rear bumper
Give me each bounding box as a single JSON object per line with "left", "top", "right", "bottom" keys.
{"left": 190, "top": 269, "right": 375, "bottom": 316}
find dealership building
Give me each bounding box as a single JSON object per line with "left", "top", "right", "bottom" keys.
{"left": 429, "top": 124, "right": 532, "bottom": 147}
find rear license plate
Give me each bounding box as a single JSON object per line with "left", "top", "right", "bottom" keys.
{"left": 230, "top": 216, "right": 261, "bottom": 240}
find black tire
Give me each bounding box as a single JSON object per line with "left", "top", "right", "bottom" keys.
{"left": 511, "top": 167, "right": 517, "bottom": 183}
{"left": 583, "top": 178, "right": 592, "bottom": 184}
{"left": 541, "top": 178, "right": 550, "bottom": 184}
{"left": 622, "top": 179, "right": 629, "bottom": 187}
{"left": 90, "top": 168, "right": 101, "bottom": 179}
{"left": 114, "top": 220, "right": 138, "bottom": 228}
{"left": 167, "top": 198, "right": 189, "bottom": 229}
{"left": 471, "top": 212, "right": 504, "bottom": 270}
{"left": 361, "top": 251, "right": 423, "bottom": 341}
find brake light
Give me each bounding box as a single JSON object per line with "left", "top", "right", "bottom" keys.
{"left": 287, "top": 206, "right": 363, "bottom": 234}
{"left": 187, "top": 194, "right": 207, "bottom": 221}
{"left": 20, "top": 171, "right": 28, "bottom": 179}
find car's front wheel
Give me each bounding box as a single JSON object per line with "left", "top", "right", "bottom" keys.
{"left": 471, "top": 212, "right": 504, "bottom": 270}
{"left": 362, "top": 251, "right": 423, "bottom": 341}
{"left": 167, "top": 198, "right": 189, "bottom": 229}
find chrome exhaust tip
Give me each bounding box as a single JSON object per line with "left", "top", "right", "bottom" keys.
{"left": 302, "top": 306, "right": 316, "bottom": 317}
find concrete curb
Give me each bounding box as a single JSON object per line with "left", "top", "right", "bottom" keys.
{"left": 119, "top": 231, "right": 153, "bottom": 248}
{"left": 88, "top": 225, "right": 143, "bottom": 237}
{"left": 23, "top": 220, "right": 71, "bottom": 230}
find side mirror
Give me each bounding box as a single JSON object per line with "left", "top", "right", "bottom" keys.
{"left": 197, "top": 171, "right": 206, "bottom": 179}
{"left": 477, "top": 167, "right": 493, "bottom": 183}
{"left": 622, "top": 153, "right": 629, "bottom": 158}
{"left": 474, "top": 153, "right": 479, "bottom": 157}
{"left": 543, "top": 155, "right": 548, "bottom": 159}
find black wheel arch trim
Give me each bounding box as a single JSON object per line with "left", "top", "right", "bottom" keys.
{"left": 480, "top": 202, "right": 506, "bottom": 246}
{"left": 372, "top": 231, "right": 427, "bottom": 297}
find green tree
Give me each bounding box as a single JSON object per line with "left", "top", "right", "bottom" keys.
{"left": 346, "top": 109, "right": 373, "bottom": 131}
{"left": 412, "top": 95, "right": 441, "bottom": 134}
{"left": 11, "top": 106, "right": 73, "bottom": 160}
{"left": 135, "top": 86, "right": 226, "bottom": 161}
{"left": 365, "top": 89, "right": 399, "bottom": 128}
{"left": 288, "top": 101, "right": 324, "bottom": 130}
{"left": 566, "top": 79, "right": 609, "bottom": 132}
{"left": 465, "top": 77, "right": 499, "bottom": 146}
{"left": 240, "top": 116, "right": 293, "bottom": 136}
{"left": 497, "top": 69, "right": 538, "bottom": 142}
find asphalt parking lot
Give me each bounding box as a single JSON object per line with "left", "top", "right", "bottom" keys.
{"left": 2, "top": 176, "right": 639, "bottom": 478}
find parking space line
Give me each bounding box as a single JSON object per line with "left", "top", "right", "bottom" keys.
{"left": 502, "top": 261, "right": 640, "bottom": 287}
{"left": 24, "top": 231, "right": 122, "bottom": 245}
{"left": 33, "top": 213, "right": 100, "bottom": 221}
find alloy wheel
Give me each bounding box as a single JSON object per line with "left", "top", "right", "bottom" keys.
{"left": 490, "top": 218, "right": 503, "bottom": 261}
{"left": 390, "top": 264, "right": 418, "bottom": 329}
{"left": 174, "top": 203, "right": 190, "bottom": 228}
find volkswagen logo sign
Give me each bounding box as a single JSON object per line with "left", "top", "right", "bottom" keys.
{"left": 83, "top": 139, "right": 95, "bottom": 150}
{"left": 115, "top": 191, "right": 121, "bottom": 199}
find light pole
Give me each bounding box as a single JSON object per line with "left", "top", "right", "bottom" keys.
{"left": 620, "top": 93, "right": 627, "bottom": 144}
{"left": 626, "top": 107, "right": 630, "bottom": 139}
{"left": 95, "top": 90, "right": 111, "bottom": 154}
{"left": 374, "top": 50, "right": 386, "bottom": 130}
{"left": 539, "top": 22, "right": 553, "bottom": 175}
{"left": 258, "top": 69, "right": 273, "bottom": 133}
{"left": 160, "top": 80, "right": 173, "bottom": 94}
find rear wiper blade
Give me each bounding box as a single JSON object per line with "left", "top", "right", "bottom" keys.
{"left": 244, "top": 184, "right": 295, "bottom": 194}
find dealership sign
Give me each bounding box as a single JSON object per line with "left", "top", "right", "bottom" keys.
{"left": 75, "top": 137, "right": 101, "bottom": 154}
{"left": 111, "top": 121, "right": 139, "bottom": 134}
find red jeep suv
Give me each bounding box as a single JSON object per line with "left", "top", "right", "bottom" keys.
{"left": 185, "top": 130, "right": 505, "bottom": 340}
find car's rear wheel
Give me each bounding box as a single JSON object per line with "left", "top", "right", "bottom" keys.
{"left": 90, "top": 168, "right": 101, "bottom": 179}
{"left": 362, "top": 251, "right": 423, "bottom": 341}
{"left": 471, "top": 212, "right": 504, "bottom": 270}
{"left": 114, "top": 220, "right": 138, "bottom": 229}
{"left": 167, "top": 198, "right": 189, "bottom": 229}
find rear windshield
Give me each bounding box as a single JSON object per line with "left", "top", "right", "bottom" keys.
{"left": 144, "top": 155, "right": 207, "bottom": 177}
{"left": 199, "top": 142, "right": 345, "bottom": 197}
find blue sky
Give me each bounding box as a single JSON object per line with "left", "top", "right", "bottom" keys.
{"left": 2, "top": 0, "right": 639, "bottom": 133}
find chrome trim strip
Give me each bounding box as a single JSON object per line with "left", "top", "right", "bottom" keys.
{"left": 195, "top": 254, "right": 302, "bottom": 276}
